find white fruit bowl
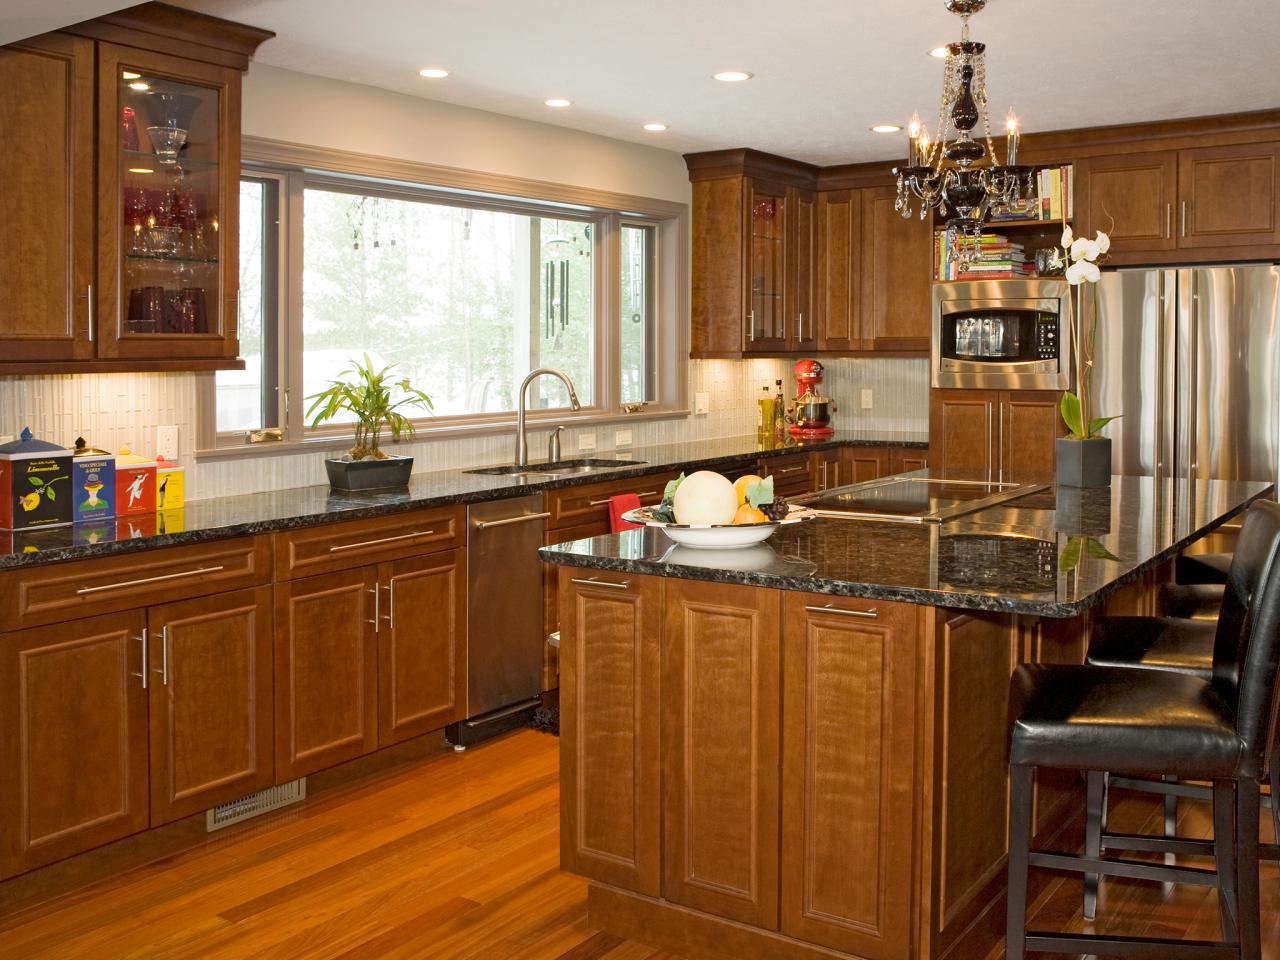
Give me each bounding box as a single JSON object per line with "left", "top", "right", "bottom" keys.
{"left": 622, "top": 504, "right": 815, "bottom": 550}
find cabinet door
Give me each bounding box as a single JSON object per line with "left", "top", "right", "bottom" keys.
{"left": 377, "top": 550, "right": 466, "bottom": 746}
{"left": 274, "top": 568, "right": 379, "bottom": 781}
{"left": 815, "top": 189, "right": 863, "bottom": 351}
{"left": 691, "top": 177, "right": 746, "bottom": 356}
{"left": 0, "top": 611, "right": 149, "bottom": 876}
{"left": 1078, "top": 150, "right": 1177, "bottom": 255}
{"left": 0, "top": 35, "right": 95, "bottom": 363}
{"left": 760, "top": 453, "right": 814, "bottom": 498}
{"left": 1178, "top": 142, "right": 1280, "bottom": 249}
{"left": 147, "top": 587, "right": 273, "bottom": 826}
{"left": 890, "top": 447, "right": 929, "bottom": 475}
{"left": 844, "top": 446, "right": 890, "bottom": 484}
{"left": 662, "top": 580, "right": 781, "bottom": 928}
{"left": 559, "top": 570, "right": 661, "bottom": 896}
{"left": 95, "top": 43, "right": 242, "bottom": 361}
{"left": 861, "top": 185, "right": 931, "bottom": 352}
{"left": 780, "top": 595, "right": 919, "bottom": 960}
{"left": 789, "top": 187, "right": 818, "bottom": 350}
{"left": 929, "top": 389, "right": 998, "bottom": 481}
{"left": 542, "top": 518, "right": 609, "bottom": 690}
{"left": 744, "top": 179, "right": 789, "bottom": 353}
{"left": 1000, "top": 390, "right": 1063, "bottom": 484}
{"left": 811, "top": 449, "right": 844, "bottom": 491}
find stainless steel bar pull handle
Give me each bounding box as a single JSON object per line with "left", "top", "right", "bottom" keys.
{"left": 1180, "top": 201, "right": 1187, "bottom": 237}
{"left": 588, "top": 492, "right": 658, "bottom": 506}
{"left": 1165, "top": 203, "right": 1172, "bottom": 239}
{"left": 474, "top": 512, "right": 551, "bottom": 529}
{"left": 329, "top": 530, "right": 435, "bottom": 553}
{"left": 77, "top": 565, "right": 225, "bottom": 595}
{"left": 571, "top": 576, "right": 630, "bottom": 590}
{"left": 158, "top": 625, "right": 170, "bottom": 686}
{"left": 382, "top": 582, "right": 395, "bottom": 629}
{"left": 133, "top": 627, "right": 149, "bottom": 689}
{"left": 805, "top": 603, "right": 879, "bottom": 619}
{"left": 747, "top": 310, "right": 756, "bottom": 342}
{"left": 86, "top": 284, "right": 95, "bottom": 342}
{"left": 367, "top": 585, "right": 380, "bottom": 627}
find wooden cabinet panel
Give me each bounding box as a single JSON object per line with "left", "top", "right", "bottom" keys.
{"left": 559, "top": 570, "right": 661, "bottom": 896}
{"left": 147, "top": 587, "right": 273, "bottom": 826}
{"left": 0, "top": 35, "right": 95, "bottom": 362}
{"left": 1000, "top": 391, "right": 1063, "bottom": 484}
{"left": 759, "top": 453, "right": 813, "bottom": 498}
{"left": 546, "top": 473, "right": 676, "bottom": 530}
{"left": 692, "top": 177, "right": 746, "bottom": 356}
{"left": 780, "top": 595, "right": 919, "bottom": 960}
{"left": 1178, "top": 142, "right": 1280, "bottom": 248}
{"left": 377, "top": 550, "right": 466, "bottom": 746}
{"left": 815, "top": 189, "right": 862, "bottom": 351}
{"left": 542, "top": 518, "right": 610, "bottom": 691}
{"left": 844, "top": 446, "right": 890, "bottom": 484}
{"left": 662, "top": 580, "right": 781, "bottom": 929}
{"left": 274, "top": 568, "right": 379, "bottom": 781}
{"left": 890, "top": 447, "right": 929, "bottom": 475}
{"left": 273, "top": 507, "right": 462, "bottom": 581}
{"left": 789, "top": 187, "right": 817, "bottom": 350}
{"left": 2, "top": 535, "right": 271, "bottom": 631}
{"left": 862, "top": 185, "right": 931, "bottom": 352}
{"left": 0, "top": 611, "right": 149, "bottom": 876}
{"left": 1079, "top": 150, "right": 1178, "bottom": 254}
{"left": 929, "top": 390, "right": 998, "bottom": 481}
{"left": 810, "top": 449, "right": 844, "bottom": 491}
{"left": 744, "top": 179, "right": 790, "bottom": 353}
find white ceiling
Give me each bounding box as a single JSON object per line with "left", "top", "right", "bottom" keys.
{"left": 1, "top": 1, "right": 133, "bottom": 45}
{"left": 172, "top": 0, "right": 1279, "bottom": 165}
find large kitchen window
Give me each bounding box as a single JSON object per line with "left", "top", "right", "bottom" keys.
{"left": 201, "top": 142, "right": 687, "bottom": 455}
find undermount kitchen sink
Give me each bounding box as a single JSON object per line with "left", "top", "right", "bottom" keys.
{"left": 466, "top": 458, "right": 648, "bottom": 477}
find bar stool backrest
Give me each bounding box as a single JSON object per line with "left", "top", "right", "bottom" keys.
{"left": 1229, "top": 500, "right": 1280, "bottom": 778}
{"left": 1213, "top": 500, "right": 1280, "bottom": 686}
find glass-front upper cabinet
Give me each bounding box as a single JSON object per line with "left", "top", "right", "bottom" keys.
{"left": 96, "top": 44, "right": 241, "bottom": 362}
{"left": 744, "top": 179, "right": 788, "bottom": 352}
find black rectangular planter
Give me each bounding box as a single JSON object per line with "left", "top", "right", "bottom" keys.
{"left": 324, "top": 455, "right": 413, "bottom": 491}
{"left": 1055, "top": 437, "right": 1111, "bottom": 489}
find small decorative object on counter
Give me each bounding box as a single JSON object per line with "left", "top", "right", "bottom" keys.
{"left": 0, "top": 428, "right": 73, "bottom": 530}
{"left": 788, "top": 360, "right": 835, "bottom": 439}
{"left": 71, "top": 438, "right": 116, "bottom": 522}
{"left": 772, "top": 379, "right": 786, "bottom": 444}
{"left": 155, "top": 455, "right": 185, "bottom": 510}
{"left": 115, "top": 445, "right": 158, "bottom": 516}
{"left": 757, "top": 386, "right": 775, "bottom": 443}
{"left": 306, "top": 354, "right": 433, "bottom": 491}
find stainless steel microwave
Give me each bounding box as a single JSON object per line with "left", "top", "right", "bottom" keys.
{"left": 931, "top": 278, "right": 1073, "bottom": 390}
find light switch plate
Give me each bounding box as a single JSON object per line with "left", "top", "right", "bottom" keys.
{"left": 156, "top": 425, "right": 179, "bottom": 461}
{"left": 615, "top": 429, "right": 632, "bottom": 447}
{"left": 860, "top": 389, "right": 874, "bottom": 410}
{"left": 694, "top": 392, "right": 710, "bottom": 415}
{"left": 577, "top": 432, "right": 596, "bottom": 452}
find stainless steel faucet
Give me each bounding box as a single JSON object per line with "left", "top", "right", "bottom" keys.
{"left": 515, "top": 368, "right": 581, "bottom": 467}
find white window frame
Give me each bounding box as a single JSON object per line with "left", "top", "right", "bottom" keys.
{"left": 197, "top": 137, "right": 689, "bottom": 460}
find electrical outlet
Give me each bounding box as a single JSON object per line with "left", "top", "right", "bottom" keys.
{"left": 615, "top": 429, "right": 632, "bottom": 447}
{"left": 860, "top": 389, "right": 874, "bottom": 410}
{"left": 156, "top": 425, "right": 179, "bottom": 461}
{"left": 694, "top": 392, "right": 710, "bottom": 415}
{"left": 577, "top": 432, "right": 596, "bottom": 452}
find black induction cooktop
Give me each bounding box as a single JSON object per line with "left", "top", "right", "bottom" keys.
{"left": 792, "top": 476, "right": 1048, "bottom": 524}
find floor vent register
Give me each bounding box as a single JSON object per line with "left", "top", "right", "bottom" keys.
{"left": 207, "top": 779, "right": 307, "bottom": 832}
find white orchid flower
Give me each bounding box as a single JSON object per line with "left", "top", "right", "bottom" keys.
{"left": 1070, "top": 236, "right": 1101, "bottom": 262}
{"left": 1065, "top": 258, "right": 1101, "bottom": 285}
{"left": 1061, "top": 225, "right": 1074, "bottom": 249}
{"left": 1096, "top": 231, "right": 1111, "bottom": 255}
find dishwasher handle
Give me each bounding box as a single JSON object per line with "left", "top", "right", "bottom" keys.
{"left": 473, "top": 511, "right": 552, "bottom": 530}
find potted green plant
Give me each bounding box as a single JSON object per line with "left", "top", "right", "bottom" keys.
{"left": 306, "top": 354, "right": 433, "bottom": 491}
{"left": 1054, "top": 225, "right": 1120, "bottom": 488}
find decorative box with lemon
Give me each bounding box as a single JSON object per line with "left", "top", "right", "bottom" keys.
{"left": 623, "top": 469, "right": 813, "bottom": 549}
{"left": 0, "top": 428, "right": 73, "bottom": 531}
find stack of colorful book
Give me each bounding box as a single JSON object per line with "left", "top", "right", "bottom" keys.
{"left": 934, "top": 230, "right": 1035, "bottom": 280}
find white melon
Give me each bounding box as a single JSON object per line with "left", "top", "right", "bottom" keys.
{"left": 672, "top": 470, "right": 738, "bottom": 526}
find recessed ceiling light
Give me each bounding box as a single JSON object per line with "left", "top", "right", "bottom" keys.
{"left": 127, "top": 81, "right": 151, "bottom": 92}
{"left": 121, "top": 70, "right": 141, "bottom": 80}
{"left": 713, "top": 71, "right": 753, "bottom": 83}
{"left": 545, "top": 98, "right": 572, "bottom": 108}
{"left": 929, "top": 46, "right": 950, "bottom": 58}
{"left": 418, "top": 67, "right": 449, "bottom": 79}
{"left": 871, "top": 124, "right": 902, "bottom": 134}
{"left": 643, "top": 122, "right": 668, "bottom": 132}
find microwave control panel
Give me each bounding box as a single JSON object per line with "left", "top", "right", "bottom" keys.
{"left": 1034, "top": 312, "right": 1059, "bottom": 360}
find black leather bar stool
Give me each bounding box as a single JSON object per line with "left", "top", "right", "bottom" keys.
{"left": 1005, "top": 500, "right": 1280, "bottom": 960}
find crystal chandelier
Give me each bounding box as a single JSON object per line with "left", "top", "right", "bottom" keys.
{"left": 893, "top": 0, "right": 1035, "bottom": 267}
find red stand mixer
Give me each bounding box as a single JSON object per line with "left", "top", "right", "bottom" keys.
{"left": 788, "top": 359, "right": 835, "bottom": 439}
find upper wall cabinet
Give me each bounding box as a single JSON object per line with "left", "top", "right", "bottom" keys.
{"left": 0, "top": 2, "right": 273, "bottom": 374}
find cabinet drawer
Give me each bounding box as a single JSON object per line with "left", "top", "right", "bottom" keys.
{"left": 760, "top": 454, "right": 814, "bottom": 497}
{"left": 1, "top": 536, "right": 271, "bottom": 631}
{"left": 547, "top": 473, "right": 677, "bottom": 530}
{"left": 273, "top": 506, "right": 463, "bottom": 580}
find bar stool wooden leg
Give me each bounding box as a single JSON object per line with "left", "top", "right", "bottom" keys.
{"left": 1237, "top": 778, "right": 1261, "bottom": 960}
{"left": 1005, "top": 764, "right": 1034, "bottom": 960}
{"left": 1084, "top": 770, "right": 1105, "bottom": 921}
{"left": 1213, "top": 779, "right": 1238, "bottom": 942}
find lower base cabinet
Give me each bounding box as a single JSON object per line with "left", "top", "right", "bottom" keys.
{"left": 930, "top": 389, "right": 1061, "bottom": 483}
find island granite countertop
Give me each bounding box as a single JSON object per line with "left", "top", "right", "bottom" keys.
{"left": 540, "top": 473, "right": 1275, "bottom": 618}
{"left": 0, "top": 431, "right": 926, "bottom": 569}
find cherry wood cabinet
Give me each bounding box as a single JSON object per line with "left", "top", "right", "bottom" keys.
{"left": 661, "top": 579, "right": 781, "bottom": 928}
{"left": 1077, "top": 150, "right": 1179, "bottom": 255}
{"left": 147, "top": 587, "right": 274, "bottom": 826}
{"left": 780, "top": 594, "right": 920, "bottom": 960}
{"left": 1178, "top": 141, "right": 1280, "bottom": 249}
{"left": 0, "top": 34, "right": 95, "bottom": 364}
{"left": 759, "top": 451, "right": 814, "bottom": 497}
{"left": 815, "top": 189, "right": 862, "bottom": 352}
{"left": 558, "top": 570, "right": 662, "bottom": 896}
{"left": 860, "top": 185, "right": 932, "bottom": 352}
{"left": 930, "top": 389, "right": 1061, "bottom": 483}
{"left": 789, "top": 187, "right": 818, "bottom": 351}
{"left": 844, "top": 446, "right": 890, "bottom": 484}
{"left": 0, "top": 611, "right": 150, "bottom": 877}
{"left": 890, "top": 447, "right": 929, "bottom": 475}
{"left": 999, "top": 391, "right": 1064, "bottom": 483}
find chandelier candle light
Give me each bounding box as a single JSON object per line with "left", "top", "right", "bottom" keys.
{"left": 893, "top": 0, "right": 1036, "bottom": 269}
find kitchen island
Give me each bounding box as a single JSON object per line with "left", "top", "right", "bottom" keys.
{"left": 540, "top": 473, "right": 1273, "bottom": 960}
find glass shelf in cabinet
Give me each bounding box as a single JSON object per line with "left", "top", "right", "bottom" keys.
{"left": 124, "top": 253, "right": 219, "bottom": 264}
{"left": 123, "top": 150, "right": 219, "bottom": 172}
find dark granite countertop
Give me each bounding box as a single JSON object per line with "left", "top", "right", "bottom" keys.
{"left": 0, "top": 431, "right": 927, "bottom": 569}
{"left": 540, "top": 474, "right": 1275, "bottom": 618}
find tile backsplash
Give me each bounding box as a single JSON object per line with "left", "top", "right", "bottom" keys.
{"left": 0, "top": 359, "right": 928, "bottom": 501}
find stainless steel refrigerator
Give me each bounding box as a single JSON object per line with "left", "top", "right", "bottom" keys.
{"left": 1092, "top": 264, "right": 1280, "bottom": 484}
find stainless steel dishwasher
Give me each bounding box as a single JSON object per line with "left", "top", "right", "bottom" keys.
{"left": 445, "top": 493, "right": 549, "bottom": 749}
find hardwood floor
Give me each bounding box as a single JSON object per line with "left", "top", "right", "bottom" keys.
{"left": 0, "top": 728, "right": 1274, "bottom": 959}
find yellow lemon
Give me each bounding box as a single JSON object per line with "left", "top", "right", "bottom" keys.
{"left": 733, "top": 474, "right": 763, "bottom": 505}
{"left": 19, "top": 492, "right": 41, "bottom": 512}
